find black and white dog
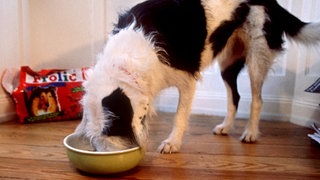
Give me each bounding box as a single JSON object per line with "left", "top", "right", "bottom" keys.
{"left": 75, "top": 0, "right": 320, "bottom": 153}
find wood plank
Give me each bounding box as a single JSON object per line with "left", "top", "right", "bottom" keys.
{"left": 0, "top": 112, "right": 319, "bottom": 179}
{"left": 140, "top": 152, "right": 320, "bottom": 175}
{"left": 0, "top": 158, "right": 88, "bottom": 179}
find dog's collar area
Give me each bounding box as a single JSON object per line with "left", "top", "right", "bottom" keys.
{"left": 118, "top": 65, "right": 143, "bottom": 90}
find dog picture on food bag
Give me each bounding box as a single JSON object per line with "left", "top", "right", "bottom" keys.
{"left": 74, "top": 0, "right": 320, "bottom": 153}
{"left": 28, "top": 86, "right": 60, "bottom": 116}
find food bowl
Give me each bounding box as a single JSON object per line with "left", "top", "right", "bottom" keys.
{"left": 63, "top": 133, "right": 144, "bottom": 174}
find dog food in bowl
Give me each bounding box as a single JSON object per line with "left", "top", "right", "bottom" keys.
{"left": 63, "top": 133, "right": 144, "bottom": 174}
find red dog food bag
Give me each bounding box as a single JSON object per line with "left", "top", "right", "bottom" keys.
{"left": 2, "top": 66, "right": 89, "bottom": 123}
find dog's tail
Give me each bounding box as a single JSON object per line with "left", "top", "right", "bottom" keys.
{"left": 249, "top": 0, "right": 320, "bottom": 48}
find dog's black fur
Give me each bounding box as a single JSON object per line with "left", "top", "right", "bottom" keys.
{"left": 101, "top": 88, "right": 135, "bottom": 141}
{"left": 113, "top": 0, "right": 207, "bottom": 75}
{"left": 210, "top": 2, "right": 250, "bottom": 57}
{"left": 249, "top": 0, "right": 307, "bottom": 50}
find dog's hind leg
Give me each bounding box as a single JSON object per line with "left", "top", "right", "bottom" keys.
{"left": 158, "top": 78, "right": 197, "bottom": 154}
{"left": 213, "top": 33, "right": 246, "bottom": 136}
{"left": 213, "top": 58, "right": 245, "bottom": 135}
{"left": 241, "top": 40, "right": 276, "bottom": 143}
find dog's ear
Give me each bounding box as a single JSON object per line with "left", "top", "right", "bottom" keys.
{"left": 101, "top": 88, "right": 136, "bottom": 143}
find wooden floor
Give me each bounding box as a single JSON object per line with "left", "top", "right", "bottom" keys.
{"left": 0, "top": 112, "right": 319, "bottom": 179}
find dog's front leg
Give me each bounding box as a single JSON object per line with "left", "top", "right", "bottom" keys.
{"left": 158, "top": 80, "right": 196, "bottom": 154}
{"left": 75, "top": 112, "right": 88, "bottom": 135}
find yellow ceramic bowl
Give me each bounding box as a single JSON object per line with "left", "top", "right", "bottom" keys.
{"left": 63, "top": 133, "right": 144, "bottom": 174}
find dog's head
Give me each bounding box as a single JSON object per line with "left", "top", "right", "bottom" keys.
{"left": 97, "top": 87, "right": 150, "bottom": 151}
{"left": 76, "top": 65, "right": 151, "bottom": 152}
{"left": 75, "top": 27, "right": 159, "bottom": 152}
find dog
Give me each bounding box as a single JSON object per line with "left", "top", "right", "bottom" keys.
{"left": 75, "top": 0, "right": 320, "bottom": 153}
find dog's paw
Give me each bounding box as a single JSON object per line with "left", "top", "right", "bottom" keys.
{"left": 240, "top": 129, "right": 259, "bottom": 143}
{"left": 157, "top": 140, "right": 181, "bottom": 154}
{"left": 213, "top": 124, "right": 231, "bottom": 135}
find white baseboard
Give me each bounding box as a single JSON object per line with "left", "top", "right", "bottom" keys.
{"left": 0, "top": 95, "right": 17, "bottom": 123}
{"left": 155, "top": 91, "right": 318, "bottom": 127}
{"left": 291, "top": 100, "right": 320, "bottom": 127}
{"left": 0, "top": 112, "right": 17, "bottom": 123}
{"left": 1, "top": 89, "right": 318, "bottom": 127}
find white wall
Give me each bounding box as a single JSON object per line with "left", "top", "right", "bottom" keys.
{"left": 0, "top": 0, "right": 27, "bottom": 121}
{"left": 0, "top": 0, "right": 319, "bottom": 126}
{"left": 290, "top": 0, "right": 320, "bottom": 126}
{"left": 28, "top": 0, "right": 107, "bottom": 69}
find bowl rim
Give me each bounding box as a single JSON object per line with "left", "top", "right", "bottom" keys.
{"left": 63, "top": 133, "right": 140, "bottom": 155}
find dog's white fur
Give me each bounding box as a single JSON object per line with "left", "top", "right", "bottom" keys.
{"left": 75, "top": 0, "right": 320, "bottom": 153}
